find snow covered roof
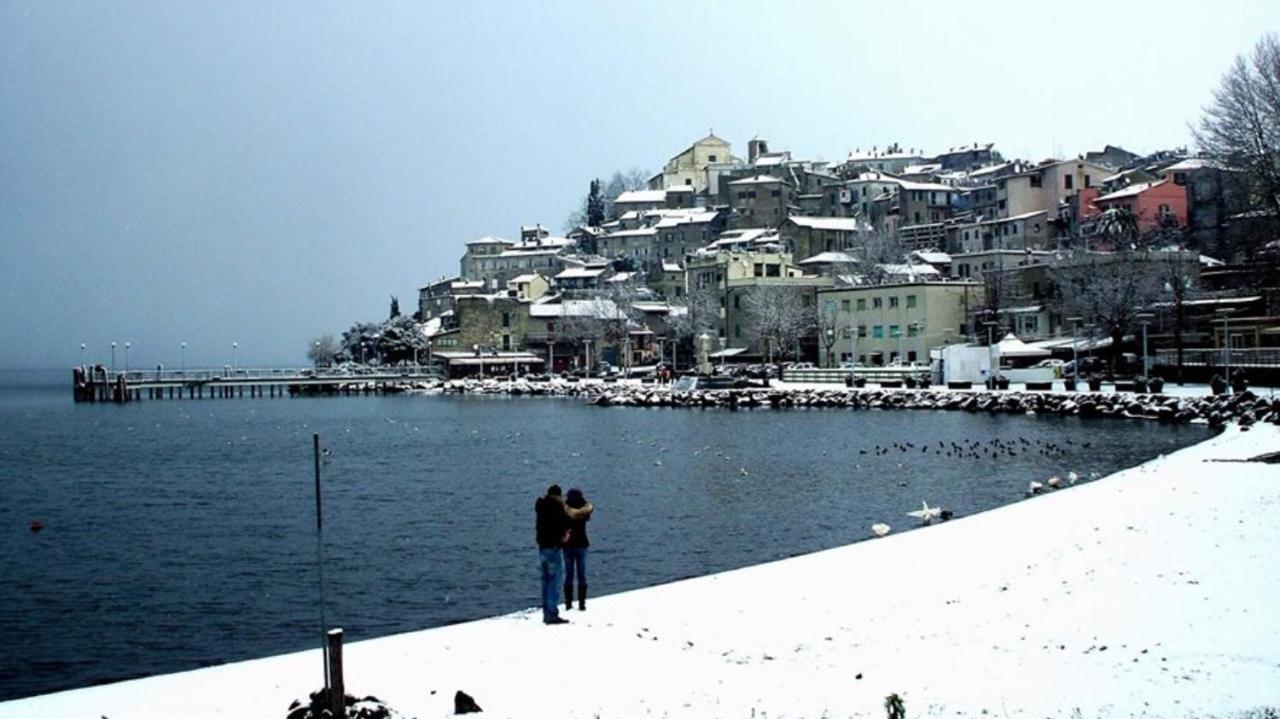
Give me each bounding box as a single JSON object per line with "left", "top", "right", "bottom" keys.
{"left": 615, "top": 189, "right": 667, "bottom": 204}
{"left": 1095, "top": 180, "right": 1167, "bottom": 202}
{"left": 876, "top": 263, "right": 941, "bottom": 279}
{"left": 508, "top": 273, "right": 542, "bottom": 284}
{"left": 450, "top": 280, "right": 485, "bottom": 291}
{"left": 528, "top": 299, "right": 626, "bottom": 319}
{"left": 902, "top": 163, "right": 943, "bottom": 175}
{"left": 653, "top": 210, "right": 719, "bottom": 229}
{"left": 601, "top": 226, "right": 660, "bottom": 237}
{"left": 728, "top": 174, "right": 785, "bottom": 186}
{"left": 786, "top": 216, "right": 865, "bottom": 232}
{"left": 662, "top": 261, "right": 683, "bottom": 273}
{"left": 996, "top": 333, "right": 1051, "bottom": 358}
{"left": 466, "top": 236, "right": 510, "bottom": 246}
{"left": 1161, "top": 158, "right": 1221, "bottom": 173}
{"left": 799, "top": 251, "right": 860, "bottom": 265}
{"left": 848, "top": 171, "right": 900, "bottom": 183}
{"left": 554, "top": 267, "right": 606, "bottom": 280}
{"left": 895, "top": 179, "right": 958, "bottom": 193}
{"left": 665, "top": 185, "right": 695, "bottom": 193}
{"left": 497, "top": 248, "right": 561, "bottom": 258}
{"left": 911, "top": 250, "right": 952, "bottom": 265}
{"left": 511, "top": 237, "right": 574, "bottom": 251}
{"left": 606, "top": 271, "right": 637, "bottom": 283}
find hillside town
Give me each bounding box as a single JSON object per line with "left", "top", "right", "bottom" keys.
{"left": 349, "top": 130, "right": 1275, "bottom": 388}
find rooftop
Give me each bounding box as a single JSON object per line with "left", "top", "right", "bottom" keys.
{"left": 615, "top": 189, "right": 667, "bottom": 204}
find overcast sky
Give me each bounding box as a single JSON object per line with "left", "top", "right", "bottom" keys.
{"left": 2, "top": 1, "right": 1277, "bottom": 369}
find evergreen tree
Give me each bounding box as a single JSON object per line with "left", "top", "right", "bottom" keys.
{"left": 389, "top": 295, "right": 401, "bottom": 320}
{"left": 586, "top": 178, "right": 606, "bottom": 227}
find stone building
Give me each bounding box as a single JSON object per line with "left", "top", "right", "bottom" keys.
{"left": 816, "top": 280, "right": 982, "bottom": 366}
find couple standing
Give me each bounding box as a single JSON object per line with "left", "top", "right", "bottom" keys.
{"left": 534, "top": 484, "right": 592, "bottom": 625}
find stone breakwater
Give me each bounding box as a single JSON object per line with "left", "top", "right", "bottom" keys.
{"left": 440, "top": 379, "right": 1280, "bottom": 429}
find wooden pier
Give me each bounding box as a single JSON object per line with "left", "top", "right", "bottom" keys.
{"left": 70, "top": 366, "right": 445, "bottom": 403}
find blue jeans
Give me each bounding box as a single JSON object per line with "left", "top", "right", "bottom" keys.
{"left": 563, "top": 547, "right": 587, "bottom": 587}
{"left": 538, "top": 548, "right": 564, "bottom": 622}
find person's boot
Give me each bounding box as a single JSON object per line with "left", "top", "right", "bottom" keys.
{"left": 578, "top": 583, "right": 587, "bottom": 611}
{"left": 564, "top": 581, "right": 574, "bottom": 611}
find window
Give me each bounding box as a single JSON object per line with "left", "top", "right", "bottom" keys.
{"left": 1174, "top": 172, "right": 1187, "bottom": 186}
{"left": 753, "top": 263, "right": 764, "bottom": 277}
{"left": 765, "top": 264, "right": 781, "bottom": 277}
{"left": 856, "top": 298, "right": 867, "bottom": 311}
{"left": 889, "top": 324, "right": 900, "bottom": 338}
{"left": 1029, "top": 175, "right": 1042, "bottom": 188}
{"left": 734, "top": 294, "right": 741, "bottom": 309}
{"left": 734, "top": 324, "right": 741, "bottom": 338}
{"left": 1159, "top": 203, "right": 1172, "bottom": 216}
{"left": 872, "top": 325, "right": 884, "bottom": 338}
{"left": 907, "top": 351, "right": 917, "bottom": 362}
{"left": 889, "top": 296, "right": 899, "bottom": 308}
{"left": 840, "top": 299, "right": 851, "bottom": 311}
{"left": 501, "top": 312, "right": 511, "bottom": 328}
{"left": 770, "top": 189, "right": 781, "bottom": 197}
{"left": 907, "top": 324, "right": 918, "bottom": 337}
{"left": 857, "top": 325, "right": 867, "bottom": 337}
{"left": 709, "top": 154, "right": 718, "bottom": 162}
{"left": 1085, "top": 175, "right": 1092, "bottom": 188}
{"left": 1064, "top": 174, "right": 1074, "bottom": 190}
{"left": 906, "top": 294, "right": 917, "bottom": 309}
{"left": 872, "top": 297, "right": 883, "bottom": 309}
{"left": 501, "top": 335, "right": 511, "bottom": 351}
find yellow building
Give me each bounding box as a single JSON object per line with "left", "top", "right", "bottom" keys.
{"left": 816, "top": 281, "right": 981, "bottom": 366}
{"left": 659, "top": 132, "right": 741, "bottom": 193}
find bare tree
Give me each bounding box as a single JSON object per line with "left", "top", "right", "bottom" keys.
{"left": 818, "top": 300, "right": 841, "bottom": 367}
{"left": 743, "top": 285, "right": 816, "bottom": 362}
{"left": 1158, "top": 248, "right": 1199, "bottom": 384}
{"left": 1194, "top": 32, "right": 1280, "bottom": 258}
{"left": 603, "top": 168, "right": 653, "bottom": 219}
{"left": 307, "top": 334, "right": 340, "bottom": 367}
{"left": 859, "top": 231, "right": 906, "bottom": 284}
{"left": 1052, "top": 250, "right": 1165, "bottom": 373}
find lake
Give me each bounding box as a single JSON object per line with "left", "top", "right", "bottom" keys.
{"left": 0, "top": 369, "right": 1211, "bottom": 700}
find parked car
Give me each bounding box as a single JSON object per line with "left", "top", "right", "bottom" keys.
{"left": 1062, "top": 356, "right": 1105, "bottom": 377}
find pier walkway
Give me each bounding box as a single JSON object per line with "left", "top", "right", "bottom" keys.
{"left": 70, "top": 366, "right": 444, "bottom": 403}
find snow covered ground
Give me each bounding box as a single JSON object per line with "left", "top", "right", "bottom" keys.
{"left": 3, "top": 425, "right": 1278, "bottom": 718}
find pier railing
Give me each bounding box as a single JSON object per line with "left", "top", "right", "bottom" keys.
{"left": 1154, "top": 348, "right": 1280, "bottom": 368}
{"left": 72, "top": 365, "right": 446, "bottom": 403}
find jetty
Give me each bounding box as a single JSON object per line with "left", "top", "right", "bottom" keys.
{"left": 70, "top": 366, "right": 443, "bottom": 403}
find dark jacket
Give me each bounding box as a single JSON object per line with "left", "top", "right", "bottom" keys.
{"left": 535, "top": 495, "right": 593, "bottom": 549}
{"left": 564, "top": 510, "right": 590, "bottom": 549}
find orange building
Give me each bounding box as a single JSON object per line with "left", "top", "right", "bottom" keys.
{"left": 1092, "top": 176, "right": 1188, "bottom": 233}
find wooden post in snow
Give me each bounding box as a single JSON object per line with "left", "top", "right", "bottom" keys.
{"left": 327, "top": 628, "right": 345, "bottom": 717}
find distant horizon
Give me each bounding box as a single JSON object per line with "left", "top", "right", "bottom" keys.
{"left": 3, "top": 1, "right": 1278, "bottom": 369}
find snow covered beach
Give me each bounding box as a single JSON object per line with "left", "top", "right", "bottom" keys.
{"left": 3, "top": 424, "right": 1277, "bottom": 719}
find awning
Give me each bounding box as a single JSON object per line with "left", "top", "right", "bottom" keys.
{"left": 996, "top": 333, "right": 1050, "bottom": 358}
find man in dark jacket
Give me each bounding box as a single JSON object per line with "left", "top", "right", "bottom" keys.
{"left": 535, "top": 484, "right": 593, "bottom": 624}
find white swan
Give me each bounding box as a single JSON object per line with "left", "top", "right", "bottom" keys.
{"left": 871, "top": 523, "right": 892, "bottom": 538}
{"left": 907, "top": 501, "right": 942, "bottom": 524}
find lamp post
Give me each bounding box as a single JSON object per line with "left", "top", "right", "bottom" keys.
{"left": 181, "top": 342, "right": 187, "bottom": 376}
{"left": 80, "top": 342, "right": 86, "bottom": 366}
{"left": 1135, "top": 312, "right": 1154, "bottom": 380}
{"left": 125, "top": 342, "right": 131, "bottom": 374}
{"left": 427, "top": 339, "right": 434, "bottom": 369}
{"left": 825, "top": 327, "right": 835, "bottom": 367}
{"left": 232, "top": 342, "right": 238, "bottom": 372}
{"left": 584, "top": 338, "right": 593, "bottom": 375}
{"left": 110, "top": 342, "right": 117, "bottom": 375}
{"left": 1216, "top": 308, "right": 1235, "bottom": 393}
{"left": 316, "top": 342, "right": 323, "bottom": 370}
{"left": 718, "top": 336, "right": 726, "bottom": 373}
{"left": 982, "top": 320, "right": 999, "bottom": 382}
{"left": 1066, "top": 316, "right": 1082, "bottom": 385}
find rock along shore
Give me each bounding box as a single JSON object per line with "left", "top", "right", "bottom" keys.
{"left": 439, "top": 378, "right": 1280, "bottom": 429}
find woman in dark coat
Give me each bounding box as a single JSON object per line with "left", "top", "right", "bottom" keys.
{"left": 562, "top": 488, "right": 591, "bottom": 610}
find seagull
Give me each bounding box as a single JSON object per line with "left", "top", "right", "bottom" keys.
{"left": 871, "top": 523, "right": 892, "bottom": 538}
{"left": 1047, "top": 475, "right": 1062, "bottom": 489}
{"left": 1067, "top": 471, "right": 1080, "bottom": 485}
{"left": 1027, "top": 481, "right": 1044, "bottom": 496}
{"left": 907, "top": 501, "right": 942, "bottom": 524}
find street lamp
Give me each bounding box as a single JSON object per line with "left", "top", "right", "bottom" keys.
{"left": 825, "top": 327, "right": 835, "bottom": 367}
{"left": 181, "top": 342, "right": 187, "bottom": 376}
{"left": 80, "top": 343, "right": 86, "bottom": 366}
{"left": 110, "top": 342, "right": 117, "bottom": 375}
{"left": 1066, "top": 316, "right": 1082, "bottom": 385}
{"left": 125, "top": 342, "right": 131, "bottom": 374}
{"left": 1135, "top": 312, "right": 1155, "bottom": 380}
{"left": 718, "top": 336, "right": 727, "bottom": 373}
{"left": 982, "top": 320, "right": 999, "bottom": 381}
{"left": 1216, "top": 308, "right": 1236, "bottom": 393}
{"left": 316, "top": 341, "right": 322, "bottom": 370}
{"left": 232, "top": 342, "right": 238, "bottom": 372}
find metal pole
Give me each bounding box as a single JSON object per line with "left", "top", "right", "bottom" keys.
{"left": 313, "top": 433, "right": 331, "bottom": 690}
{"left": 125, "top": 342, "right": 131, "bottom": 374}
{"left": 1223, "top": 314, "right": 1231, "bottom": 394}
{"left": 181, "top": 343, "right": 187, "bottom": 376}
{"left": 111, "top": 342, "right": 116, "bottom": 375}
{"left": 1142, "top": 322, "right": 1149, "bottom": 379}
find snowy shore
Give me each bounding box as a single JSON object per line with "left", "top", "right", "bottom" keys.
{"left": 3, "top": 425, "right": 1278, "bottom": 718}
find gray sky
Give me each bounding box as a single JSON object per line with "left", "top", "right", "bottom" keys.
{"left": 2, "top": 1, "right": 1276, "bottom": 369}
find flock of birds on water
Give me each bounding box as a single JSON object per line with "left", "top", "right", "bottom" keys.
{"left": 857, "top": 436, "right": 1104, "bottom": 539}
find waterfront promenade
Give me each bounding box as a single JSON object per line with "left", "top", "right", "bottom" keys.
{"left": 2, "top": 424, "right": 1276, "bottom": 718}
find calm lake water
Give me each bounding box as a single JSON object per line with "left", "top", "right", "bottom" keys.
{"left": 0, "top": 369, "right": 1211, "bottom": 701}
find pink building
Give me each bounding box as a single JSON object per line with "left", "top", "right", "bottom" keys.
{"left": 1091, "top": 176, "right": 1188, "bottom": 234}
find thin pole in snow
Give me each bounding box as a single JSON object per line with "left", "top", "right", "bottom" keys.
{"left": 314, "top": 433, "right": 331, "bottom": 690}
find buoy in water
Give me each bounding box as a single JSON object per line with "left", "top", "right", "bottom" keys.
{"left": 29, "top": 520, "right": 44, "bottom": 533}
